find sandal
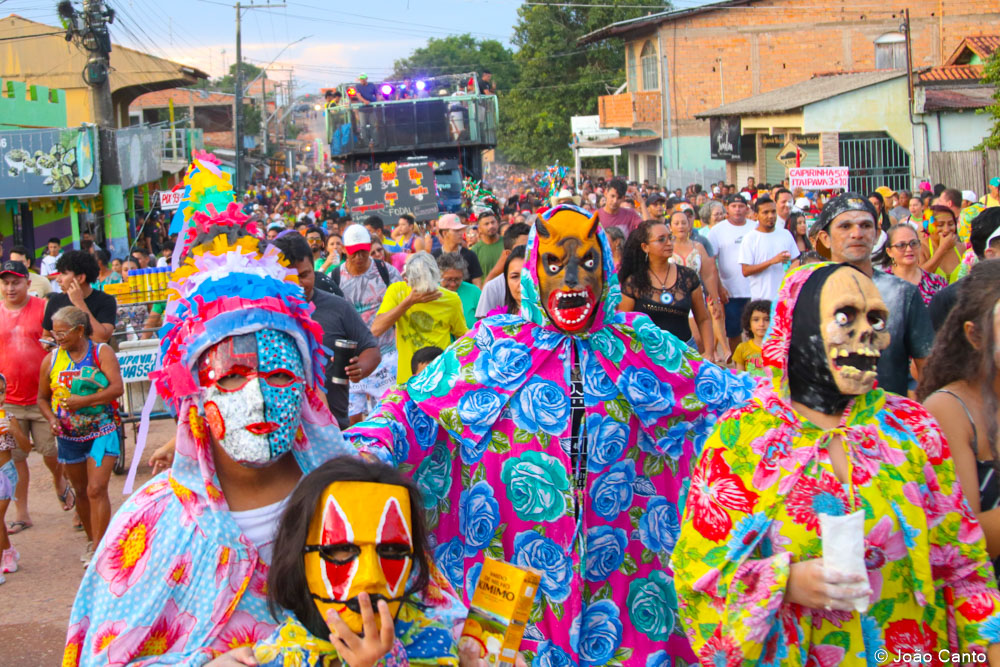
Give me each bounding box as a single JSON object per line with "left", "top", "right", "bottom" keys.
{"left": 58, "top": 485, "right": 76, "bottom": 512}
{"left": 6, "top": 520, "right": 32, "bottom": 534}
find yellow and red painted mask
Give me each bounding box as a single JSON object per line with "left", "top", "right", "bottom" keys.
{"left": 304, "top": 481, "right": 414, "bottom": 634}
{"left": 535, "top": 208, "right": 604, "bottom": 334}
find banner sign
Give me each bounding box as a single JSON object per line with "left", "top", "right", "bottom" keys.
{"left": 116, "top": 126, "right": 162, "bottom": 190}
{"left": 159, "top": 189, "right": 183, "bottom": 210}
{"left": 118, "top": 348, "right": 159, "bottom": 384}
{"left": 0, "top": 126, "right": 101, "bottom": 200}
{"left": 710, "top": 116, "right": 742, "bottom": 161}
{"left": 345, "top": 162, "right": 439, "bottom": 222}
{"left": 789, "top": 167, "right": 849, "bottom": 190}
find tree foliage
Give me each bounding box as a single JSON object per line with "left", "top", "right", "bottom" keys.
{"left": 979, "top": 48, "right": 1000, "bottom": 149}
{"left": 497, "top": 1, "right": 660, "bottom": 166}
{"left": 391, "top": 34, "right": 518, "bottom": 87}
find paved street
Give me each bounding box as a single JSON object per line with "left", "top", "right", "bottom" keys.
{"left": 2, "top": 420, "right": 172, "bottom": 664}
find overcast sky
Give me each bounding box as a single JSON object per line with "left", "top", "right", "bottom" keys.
{"left": 4, "top": 0, "right": 524, "bottom": 92}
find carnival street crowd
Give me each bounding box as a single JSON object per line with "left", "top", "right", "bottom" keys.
{"left": 3, "top": 157, "right": 1000, "bottom": 667}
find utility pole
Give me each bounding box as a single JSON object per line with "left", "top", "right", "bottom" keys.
{"left": 60, "top": 0, "right": 128, "bottom": 256}
{"left": 232, "top": 1, "right": 286, "bottom": 194}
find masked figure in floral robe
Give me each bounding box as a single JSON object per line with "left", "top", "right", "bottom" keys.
{"left": 347, "top": 205, "right": 757, "bottom": 667}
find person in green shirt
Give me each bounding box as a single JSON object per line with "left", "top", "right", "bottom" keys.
{"left": 437, "top": 251, "right": 481, "bottom": 328}
{"left": 470, "top": 211, "right": 504, "bottom": 281}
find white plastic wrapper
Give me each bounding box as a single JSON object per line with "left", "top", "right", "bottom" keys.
{"left": 819, "top": 510, "right": 869, "bottom": 612}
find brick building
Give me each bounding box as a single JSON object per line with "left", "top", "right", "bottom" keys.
{"left": 579, "top": 0, "right": 1000, "bottom": 189}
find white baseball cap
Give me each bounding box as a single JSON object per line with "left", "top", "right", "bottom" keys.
{"left": 343, "top": 224, "right": 372, "bottom": 254}
{"left": 962, "top": 190, "right": 977, "bottom": 202}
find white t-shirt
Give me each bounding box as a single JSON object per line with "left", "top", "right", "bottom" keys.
{"left": 475, "top": 275, "right": 506, "bottom": 318}
{"left": 738, "top": 227, "right": 800, "bottom": 300}
{"left": 229, "top": 495, "right": 289, "bottom": 565}
{"left": 707, "top": 220, "right": 753, "bottom": 299}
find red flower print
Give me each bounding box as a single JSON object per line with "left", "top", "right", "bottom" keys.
{"left": 91, "top": 620, "right": 126, "bottom": 657}
{"left": 959, "top": 592, "right": 998, "bottom": 622}
{"left": 784, "top": 472, "right": 848, "bottom": 532}
{"left": 94, "top": 500, "right": 166, "bottom": 597}
{"left": 804, "top": 644, "right": 846, "bottom": 667}
{"left": 698, "top": 633, "right": 742, "bottom": 667}
{"left": 688, "top": 449, "right": 760, "bottom": 543}
{"left": 885, "top": 619, "right": 938, "bottom": 657}
{"left": 887, "top": 397, "right": 950, "bottom": 464}
{"left": 209, "top": 611, "right": 274, "bottom": 657}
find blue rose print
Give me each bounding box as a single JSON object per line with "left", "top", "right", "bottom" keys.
{"left": 586, "top": 414, "right": 628, "bottom": 472}
{"left": 620, "top": 366, "right": 675, "bottom": 426}
{"left": 584, "top": 525, "right": 628, "bottom": 581}
{"left": 413, "top": 441, "right": 452, "bottom": 509}
{"left": 457, "top": 388, "right": 504, "bottom": 435}
{"left": 645, "top": 650, "right": 671, "bottom": 667}
{"left": 572, "top": 600, "right": 623, "bottom": 667}
{"left": 475, "top": 321, "right": 495, "bottom": 350}
{"left": 511, "top": 378, "right": 570, "bottom": 436}
{"left": 582, "top": 354, "right": 619, "bottom": 406}
{"left": 474, "top": 338, "right": 533, "bottom": 390}
{"left": 433, "top": 537, "right": 465, "bottom": 591}
{"left": 533, "top": 641, "right": 575, "bottom": 667}
{"left": 693, "top": 362, "right": 728, "bottom": 410}
{"left": 638, "top": 496, "right": 681, "bottom": 554}
{"left": 464, "top": 561, "right": 483, "bottom": 597}
{"left": 589, "top": 328, "right": 626, "bottom": 364}
{"left": 512, "top": 531, "right": 573, "bottom": 603}
{"left": 409, "top": 352, "right": 459, "bottom": 401}
{"left": 500, "top": 451, "right": 569, "bottom": 522}
{"left": 405, "top": 400, "right": 438, "bottom": 449}
{"left": 483, "top": 314, "right": 522, "bottom": 326}
{"left": 635, "top": 317, "right": 685, "bottom": 372}
{"left": 533, "top": 328, "right": 568, "bottom": 351}
{"left": 459, "top": 436, "right": 490, "bottom": 466}
{"left": 689, "top": 413, "right": 717, "bottom": 458}
{"left": 458, "top": 481, "right": 501, "bottom": 555}
{"left": 637, "top": 422, "right": 689, "bottom": 459}
{"left": 627, "top": 570, "right": 677, "bottom": 641}
{"left": 589, "top": 459, "right": 636, "bottom": 521}
{"left": 388, "top": 419, "right": 409, "bottom": 465}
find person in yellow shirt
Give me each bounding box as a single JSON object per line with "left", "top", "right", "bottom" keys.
{"left": 730, "top": 298, "right": 770, "bottom": 374}
{"left": 981, "top": 177, "right": 1000, "bottom": 208}
{"left": 371, "top": 252, "right": 468, "bottom": 383}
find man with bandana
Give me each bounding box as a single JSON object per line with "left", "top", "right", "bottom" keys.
{"left": 62, "top": 154, "right": 463, "bottom": 667}
{"left": 347, "top": 205, "right": 757, "bottom": 666}
{"left": 672, "top": 261, "right": 1000, "bottom": 666}
{"left": 810, "top": 192, "right": 934, "bottom": 396}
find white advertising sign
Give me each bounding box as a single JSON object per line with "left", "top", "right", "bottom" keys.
{"left": 789, "top": 167, "right": 849, "bottom": 190}
{"left": 159, "top": 189, "right": 183, "bottom": 210}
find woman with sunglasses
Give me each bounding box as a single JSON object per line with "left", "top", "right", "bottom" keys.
{"left": 36, "top": 306, "right": 122, "bottom": 566}
{"left": 883, "top": 223, "right": 947, "bottom": 305}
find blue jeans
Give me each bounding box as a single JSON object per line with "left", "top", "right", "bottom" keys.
{"left": 57, "top": 431, "right": 120, "bottom": 466}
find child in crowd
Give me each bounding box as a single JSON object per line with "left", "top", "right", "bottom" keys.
{"left": 731, "top": 300, "right": 771, "bottom": 374}
{"left": 411, "top": 346, "right": 444, "bottom": 377}
{"left": 257, "top": 456, "right": 458, "bottom": 667}
{"left": 0, "top": 373, "right": 31, "bottom": 583}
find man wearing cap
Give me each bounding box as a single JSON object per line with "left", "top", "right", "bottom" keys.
{"left": 434, "top": 213, "right": 483, "bottom": 287}
{"left": 642, "top": 192, "right": 666, "bottom": 222}
{"left": 812, "top": 192, "right": 934, "bottom": 395}
{"left": 331, "top": 223, "right": 403, "bottom": 423}
{"left": 354, "top": 73, "right": 378, "bottom": 104}
{"left": 0, "top": 260, "right": 69, "bottom": 534}
{"left": 707, "top": 192, "right": 754, "bottom": 352}
{"left": 982, "top": 177, "right": 1000, "bottom": 208}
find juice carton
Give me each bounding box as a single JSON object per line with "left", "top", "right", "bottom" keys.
{"left": 460, "top": 557, "right": 541, "bottom": 667}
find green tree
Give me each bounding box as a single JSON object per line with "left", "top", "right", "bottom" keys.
{"left": 499, "top": 1, "right": 665, "bottom": 166}
{"left": 218, "top": 61, "right": 264, "bottom": 94}
{"left": 392, "top": 34, "right": 518, "bottom": 87}
{"left": 979, "top": 49, "right": 1000, "bottom": 149}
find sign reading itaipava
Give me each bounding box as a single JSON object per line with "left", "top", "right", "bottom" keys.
{"left": 789, "top": 167, "right": 849, "bottom": 191}
{"left": 117, "top": 348, "right": 159, "bottom": 384}
{"left": 345, "top": 162, "right": 439, "bottom": 222}
{"left": 0, "top": 126, "right": 101, "bottom": 199}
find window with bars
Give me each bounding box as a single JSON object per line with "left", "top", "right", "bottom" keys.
{"left": 640, "top": 41, "right": 658, "bottom": 91}
{"left": 838, "top": 132, "right": 911, "bottom": 194}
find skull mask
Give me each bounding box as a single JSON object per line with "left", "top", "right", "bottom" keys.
{"left": 535, "top": 209, "right": 604, "bottom": 334}
{"left": 197, "top": 330, "right": 306, "bottom": 467}
{"left": 788, "top": 264, "right": 890, "bottom": 414}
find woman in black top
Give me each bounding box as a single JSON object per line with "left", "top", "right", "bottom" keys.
{"left": 619, "top": 220, "right": 716, "bottom": 362}
{"left": 918, "top": 260, "right": 1000, "bottom": 577}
